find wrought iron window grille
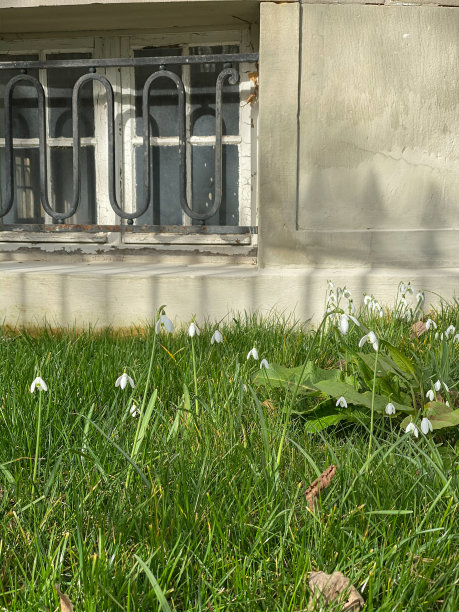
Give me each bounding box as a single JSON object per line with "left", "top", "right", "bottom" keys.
{"left": 0, "top": 52, "right": 259, "bottom": 234}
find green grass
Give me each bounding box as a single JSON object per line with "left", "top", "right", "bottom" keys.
{"left": 0, "top": 301, "right": 458, "bottom": 611}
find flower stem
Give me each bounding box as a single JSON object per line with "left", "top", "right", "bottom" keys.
{"left": 191, "top": 336, "right": 199, "bottom": 415}
{"left": 367, "top": 349, "right": 379, "bottom": 467}
{"left": 33, "top": 390, "right": 43, "bottom": 486}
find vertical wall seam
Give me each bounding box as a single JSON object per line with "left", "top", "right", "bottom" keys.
{"left": 295, "top": 1, "right": 303, "bottom": 231}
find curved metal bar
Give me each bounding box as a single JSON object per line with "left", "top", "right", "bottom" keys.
{"left": 0, "top": 74, "right": 48, "bottom": 218}
{"left": 142, "top": 70, "right": 185, "bottom": 218}
{"left": 179, "top": 66, "right": 239, "bottom": 222}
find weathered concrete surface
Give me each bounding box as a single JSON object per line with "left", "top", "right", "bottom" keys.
{"left": 1, "top": 261, "right": 458, "bottom": 328}
{"left": 259, "top": 4, "right": 459, "bottom": 269}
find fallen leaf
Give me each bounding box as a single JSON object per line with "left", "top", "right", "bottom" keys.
{"left": 307, "top": 571, "right": 364, "bottom": 611}
{"left": 410, "top": 320, "right": 426, "bottom": 338}
{"left": 305, "top": 465, "right": 337, "bottom": 511}
{"left": 248, "top": 70, "right": 258, "bottom": 86}
{"left": 54, "top": 584, "right": 73, "bottom": 612}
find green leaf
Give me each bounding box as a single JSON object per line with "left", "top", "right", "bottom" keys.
{"left": 382, "top": 342, "right": 416, "bottom": 378}
{"left": 253, "top": 361, "right": 341, "bottom": 394}
{"left": 134, "top": 554, "right": 172, "bottom": 612}
{"left": 425, "top": 402, "right": 459, "bottom": 429}
{"left": 301, "top": 401, "right": 368, "bottom": 433}
{"left": 314, "top": 379, "right": 414, "bottom": 414}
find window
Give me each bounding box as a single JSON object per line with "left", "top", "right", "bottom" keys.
{"left": 0, "top": 31, "right": 257, "bottom": 240}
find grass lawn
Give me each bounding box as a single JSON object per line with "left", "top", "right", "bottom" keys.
{"left": 0, "top": 286, "right": 458, "bottom": 611}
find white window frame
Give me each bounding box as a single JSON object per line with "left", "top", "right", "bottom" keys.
{"left": 0, "top": 29, "right": 257, "bottom": 247}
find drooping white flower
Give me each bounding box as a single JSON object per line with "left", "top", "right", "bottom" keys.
{"left": 129, "top": 404, "right": 140, "bottom": 418}
{"left": 400, "top": 283, "right": 408, "bottom": 294}
{"left": 188, "top": 322, "right": 200, "bottom": 338}
{"left": 435, "top": 332, "right": 444, "bottom": 341}
{"left": 454, "top": 334, "right": 459, "bottom": 343}
{"left": 211, "top": 330, "right": 223, "bottom": 344}
{"left": 260, "top": 359, "right": 269, "bottom": 370}
{"left": 363, "top": 295, "right": 372, "bottom": 306}
{"left": 399, "top": 297, "right": 408, "bottom": 308}
{"left": 446, "top": 401, "right": 450, "bottom": 407}
{"left": 405, "top": 422, "right": 419, "bottom": 438}
{"left": 247, "top": 347, "right": 259, "bottom": 360}
{"left": 338, "top": 313, "right": 360, "bottom": 335}
{"left": 328, "top": 280, "right": 335, "bottom": 290}
{"left": 426, "top": 389, "right": 435, "bottom": 402}
{"left": 416, "top": 291, "right": 425, "bottom": 304}
{"left": 358, "top": 331, "right": 379, "bottom": 352}
{"left": 420, "top": 417, "right": 433, "bottom": 435}
{"left": 406, "top": 285, "right": 414, "bottom": 295}
{"left": 425, "top": 318, "right": 437, "bottom": 331}
{"left": 385, "top": 403, "right": 396, "bottom": 415}
{"left": 30, "top": 377, "right": 48, "bottom": 393}
{"left": 445, "top": 325, "right": 456, "bottom": 339}
{"left": 155, "top": 314, "right": 174, "bottom": 334}
{"left": 336, "top": 396, "right": 347, "bottom": 408}
{"left": 328, "top": 292, "right": 337, "bottom": 305}
{"left": 434, "top": 380, "right": 441, "bottom": 392}
{"left": 115, "top": 373, "right": 135, "bottom": 390}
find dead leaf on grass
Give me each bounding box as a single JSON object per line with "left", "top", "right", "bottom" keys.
{"left": 305, "top": 465, "right": 337, "bottom": 511}
{"left": 410, "top": 320, "right": 426, "bottom": 338}
{"left": 54, "top": 584, "right": 73, "bottom": 612}
{"left": 307, "top": 571, "right": 364, "bottom": 611}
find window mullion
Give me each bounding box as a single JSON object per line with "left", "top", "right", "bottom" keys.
{"left": 40, "top": 50, "right": 53, "bottom": 225}
{"left": 183, "top": 47, "right": 192, "bottom": 227}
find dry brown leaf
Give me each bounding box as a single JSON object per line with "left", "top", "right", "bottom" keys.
{"left": 410, "top": 320, "right": 426, "bottom": 338}
{"left": 248, "top": 70, "right": 258, "bottom": 86}
{"left": 54, "top": 584, "right": 74, "bottom": 612}
{"left": 307, "top": 571, "right": 364, "bottom": 611}
{"left": 305, "top": 465, "right": 337, "bottom": 511}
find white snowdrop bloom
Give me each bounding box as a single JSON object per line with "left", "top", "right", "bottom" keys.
{"left": 343, "top": 289, "right": 352, "bottom": 299}
{"left": 336, "top": 396, "right": 347, "bottom": 408}
{"left": 426, "top": 389, "right": 435, "bottom": 402}
{"left": 385, "top": 403, "right": 396, "bottom": 415}
{"left": 434, "top": 380, "right": 441, "bottom": 392}
{"left": 445, "top": 325, "right": 456, "bottom": 339}
{"left": 416, "top": 291, "right": 425, "bottom": 303}
{"left": 442, "top": 381, "right": 449, "bottom": 392}
{"left": 155, "top": 314, "right": 174, "bottom": 334}
{"left": 188, "top": 322, "right": 200, "bottom": 338}
{"left": 405, "top": 422, "right": 419, "bottom": 438}
{"left": 435, "top": 332, "right": 444, "bottom": 341}
{"left": 260, "top": 359, "right": 269, "bottom": 370}
{"left": 359, "top": 331, "right": 379, "bottom": 352}
{"left": 400, "top": 283, "right": 408, "bottom": 294}
{"left": 446, "top": 401, "right": 450, "bottom": 407}
{"left": 363, "top": 295, "right": 372, "bottom": 306}
{"left": 328, "top": 292, "right": 337, "bottom": 305}
{"left": 425, "top": 318, "right": 437, "bottom": 331}
{"left": 211, "top": 330, "right": 223, "bottom": 344}
{"left": 454, "top": 334, "right": 459, "bottom": 343}
{"left": 328, "top": 280, "right": 335, "bottom": 290}
{"left": 406, "top": 285, "right": 414, "bottom": 295}
{"left": 115, "top": 373, "right": 135, "bottom": 390}
{"left": 30, "top": 377, "right": 48, "bottom": 393}
{"left": 420, "top": 417, "right": 433, "bottom": 435}
{"left": 129, "top": 404, "right": 140, "bottom": 418}
{"left": 338, "top": 313, "right": 360, "bottom": 335}
{"left": 247, "top": 347, "right": 259, "bottom": 361}
{"left": 399, "top": 297, "right": 408, "bottom": 308}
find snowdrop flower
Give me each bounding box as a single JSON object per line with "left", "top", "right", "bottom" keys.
{"left": 188, "top": 322, "right": 200, "bottom": 338}
{"left": 363, "top": 295, "right": 372, "bottom": 306}
{"left": 327, "top": 292, "right": 337, "bottom": 305}
{"left": 426, "top": 389, "right": 435, "bottom": 402}
{"left": 445, "top": 325, "right": 456, "bottom": 339}
{"left": 435, "top": 332, "right": 444, "bottom": 341}
{"left": 336, "top": 396, "right": 347, "bottom": 408}
{"left": 129, "top": 404, "right": 140, "bottom": 418}
{"left": 405, "top": 422, "right": 419, "bottom": 438}
{"left": 30, "top": 377, "right": 48, "bottom": 393}
{"left": 358, "top": 331, "right": 379, "bottom": 352}
{"left": 155, "top": 314, "right": 174, "bottom": 334}
{"left": 260, "top": 359, "right": 269, "bottom": 369}
{"left": 247, "top": 347, "right": 259, "bottom": 360}
{"left": 425, "top": 318, "right": 437, "bottom": 331}
{"left": 420, "top": 417, "right": 433, "bottom": 435}
{"left": 115, "top": 373, "right": 135, "bottom": 390}
{"left": 385, "top": 403, "right": 396, "bottom": 415}
{"left": 328, "top": 280, "right": 335, "bottom": 290}
{"left": 399, "top": 297, "right": 408, "bottom": 308}
{"left": 416, "top": 291, "right": 425, "bottom": 304}
{"left": 454, "top": 334, "right": 459, "bottom": 343}
{"left": 446, "top": 401, "right": 450, "bottom": 407}
{"left": 434, "top": 380, "right": 441, "bottom": 392}
{"left": 400, "top": 283, "right": 408, "bottom": 294}
{"left": 406, "top": 285, "right": 414, "bottom": 295}
{"left": 211, "top": 330, "right": 223, "bottom": 344}
{"left": 343, "top": 289, "right": 352, "bottom": 299}
{"left": 374, "top": 303, "right": 384, "bottom": 318}
{"left": 338, "top": 313, "right": 360, "bottom": 335}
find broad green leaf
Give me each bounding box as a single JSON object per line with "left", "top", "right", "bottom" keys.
{"left": 425, "top": 402, "right": 459, "bottom": 429}
{"left": 253, "top": 361, "right": 341, "bottom": 394}
{"left": 314, "top": 379, "right": 414, "bottom": 414}
{"left": 382, "top": 342, "right": 416, "bottom": 378}
{"left": 300, "top": 401, "right": 368, "bottom": 433}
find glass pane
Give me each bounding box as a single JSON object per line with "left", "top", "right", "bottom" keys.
{"left": 134, "top": 47, "right": 182, "bottom": 138}
{"left": 189, "top": 45, "right": 239, "bottom": 137}
{"left": 134, "top": 145, "right": 181, "bottom": 225}
{"left": 191, "top": 144, "right": 238, "bottom": 226}
{"left": 0, "top": 54, "right": 40, "bottom": 139}
{"left": 49, "top": 146, "right": 96, "bottom": 223}
{"left": 47, "top": 53, "right": 94, "bottom": 138}
{"left": 0, "top": 147, "right": 43, "bottom": 223}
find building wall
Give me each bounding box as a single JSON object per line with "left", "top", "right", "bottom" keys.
{"left": 258, "top": 2, "right": 459, "bottom": 275}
